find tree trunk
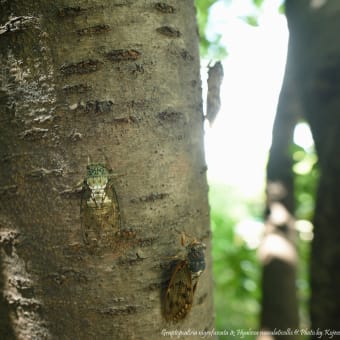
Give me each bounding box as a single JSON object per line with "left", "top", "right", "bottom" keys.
{"left": 0, "top": 1, "right": 213, "bottom": 338}
{"left": 285, "top": 0, "right": 340, "bottom": 333}
{"left": 258, "top": 35, "right": 300, "bottom": 338}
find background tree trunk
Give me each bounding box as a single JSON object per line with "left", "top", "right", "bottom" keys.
{"left": 285, "top": 0, "right": 340, "bottom": 332}
{"left": 259, "top": 46, "right": 300, "bottom": 337}
{"left": 0, "top": 1, "right": 213, "bottom": 338}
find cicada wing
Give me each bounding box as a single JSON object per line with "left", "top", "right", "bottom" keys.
{"left": 163, "top": 261, "right": 194, "bottom": 322}
{"left": 80, "top": 182, "right": 93, "bottom": 245}
{"left": 80, "top": 179, "right": 122, "bottom": 248}
{"left": 107, "top": 182, "right": 122, "bottom": 232}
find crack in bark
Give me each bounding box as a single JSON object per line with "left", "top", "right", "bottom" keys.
{"left": 111, "top": 115, "right": 140, "bottom": 125}
{"left": 138, "top": 237, "right": 158, "bottom": 248}
{"left": 62, "top": 83, "right": 92, "bottom": 94}
{"left": 69, "top": 100, "right": 114, "bottom": 114}
{"left": 158, "top": 110, "right": 184, "bottom": 122}
{"left": 58, "top": 7, "right": 88, "bottom": 17}
{"left": 154, "top": 3, "right": 175, "bottom": 13}
{"left": 130, "top": 192, "right": 169, "bottom": 203}
{"left": 156, "top": 26, "right": 181, "bottom": 38}
{"left": 99, "top": 305, "right": 138, "bottom": 315}
{"left": 76, "top": 24, "right": 111, "bottom": 36}
{"left": 60, "top": 59, "right": 101, "bottom": 76}
{"left": 105, "top": 49, "right": 141, "bottom": 62}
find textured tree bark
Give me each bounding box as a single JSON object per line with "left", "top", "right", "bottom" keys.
{"left": 285, "top": 0, "right": 340, "bottom": 333}
{"left": 258, "top": 36, "right": 300, "bottom": 338}
{"left": 0, "top": 1, "right": 213, "bottom": 339}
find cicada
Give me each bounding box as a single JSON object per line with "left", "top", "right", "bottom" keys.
{"left": 206, "top": 61, "right": 224, "bottom": 126}
{"left": 163, "top": 237, "right": 206, "bottom": 322}
{"left": 80, "top": 162, "right": 121, "bottom": 248}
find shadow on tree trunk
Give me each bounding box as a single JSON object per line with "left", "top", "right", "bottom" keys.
{"left": 0, "top": 250, "right": 16, "bottom": 339}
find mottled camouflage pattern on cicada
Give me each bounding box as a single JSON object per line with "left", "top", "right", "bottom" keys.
{"left": 163, "top": 237, "right": 206, "bottom": 322}
{"left": 163, "top": 260, "right": 194, "bottom": 322}
{"left": 81, "top": 163, "right": 121, "bottom": 248}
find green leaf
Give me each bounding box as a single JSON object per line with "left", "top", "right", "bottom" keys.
{"left": 279, "top": 3, "right": 285, "bottom": 14}
{"left": 241, "top": 15, "right": 259, "bottom": 27}
{"left": 195, "top": 0, "right": 230, "bottom": 59}
{"left": 253, "top": 0, "right": 264, "bottom": 8}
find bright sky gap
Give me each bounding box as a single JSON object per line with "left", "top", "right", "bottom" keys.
{"left": 202, "top": 0, "right": 313, "bottom": 197}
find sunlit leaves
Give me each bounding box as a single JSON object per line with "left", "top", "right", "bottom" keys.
{"left": 195, "top": 0, "right": 285, "bottom": 58}
{"left": 195, "top": 0, "right": 228, "bottom": 58}
{"left": 240, "top": 15, "right": 259, "bottom": 27}
{"left": 278, "top": 2, "right": 285, "bottom": 14}
{"left": 291, "top": 143, "right": 319, "bottom": 220}
{"left": 209, "top": 183, "right": 261, "bottom": 331}
{"left": 253, "top": 0, "right": 265, "bottom": 8}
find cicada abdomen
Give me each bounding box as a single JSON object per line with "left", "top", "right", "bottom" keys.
{"left": 80, "top": 163, "right": 121, "bottom": 249}
{"left": 163, "top": 236, "right": 206, "bottom": 322}
{"left": 163, "top": 260, "right": 194, "bottom": 322}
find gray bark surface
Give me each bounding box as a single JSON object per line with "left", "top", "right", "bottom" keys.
{"left": 0, "top": 1, "right": 213, "bottom": 338}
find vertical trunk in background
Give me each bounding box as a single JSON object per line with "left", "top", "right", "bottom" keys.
{"left": 259, "top": 36, "right": 300, "bottom": 337}
{"left": 285, "top": 0, "right": 340, "bottom": 332}
{"left": 0, "top": 1, "right": 213, "bottom": 338}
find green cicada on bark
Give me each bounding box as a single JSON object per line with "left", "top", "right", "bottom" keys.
{"left": 81, "top": 163, "right": 121, "bottom": 249}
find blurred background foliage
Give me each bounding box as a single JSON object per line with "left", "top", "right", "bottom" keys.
{"left": 196, "top": 0, "right": 228, "bottom": 59}
{"left": 195, "top": 0, "right": 319, "bottom": 335}
{"left": 209, "top": 183, "right": 262, "bottom": 331}
{"left": 209, "top": 140, "right": 318, "bottom": 335}
{"left": 196, "top": 0, "right": 285, "bottom": 59}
